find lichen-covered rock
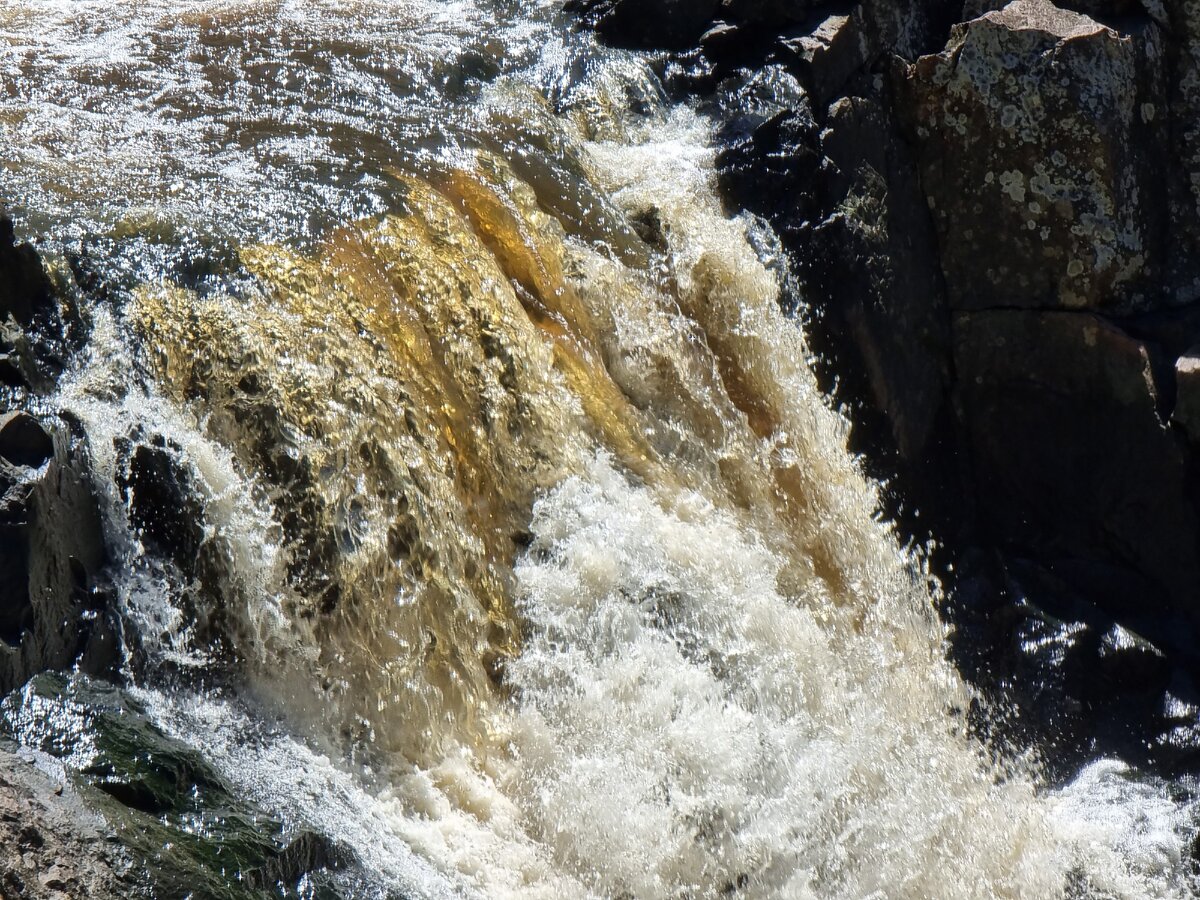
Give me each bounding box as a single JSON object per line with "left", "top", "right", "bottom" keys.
{"left": 964, "top": 0, "right": 1158, "bottom": 22}
{"left": 859, "top": 0, "right": 963, "bottom": 59}
{"left": 904, "top": 0, "right": 1168, "bottom": 312}
{"left": 953, "top": 310, "right": 1200, "bottom": 613}
{"left": 1161, "top": 0, "right": 1200, "bottom": 299}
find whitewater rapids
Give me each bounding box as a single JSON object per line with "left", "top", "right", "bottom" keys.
{"left": 1, "top": 1, "right": 1197, "bottom": 896}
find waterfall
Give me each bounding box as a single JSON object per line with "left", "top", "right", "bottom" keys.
{"left": 1, "top": 1, "right": 1197, "bottom": 897}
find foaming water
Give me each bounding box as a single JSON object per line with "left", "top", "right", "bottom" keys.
{"left": 3, "top": 1, "right": 1199, "bottom": 897}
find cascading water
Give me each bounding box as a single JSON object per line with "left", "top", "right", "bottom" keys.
{"left": 1, "top": 1, "right": 1198, "bottom": 897}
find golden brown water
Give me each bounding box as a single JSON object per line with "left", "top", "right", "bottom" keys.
{"left": 4, "top": 1, "right": 1199, "bottom": 897}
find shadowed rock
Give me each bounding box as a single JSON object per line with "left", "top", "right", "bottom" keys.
{"left": 1174, "top": 346, "right": 1200, "bottom": 441}
{"left": 0, "top": 413, "right": 54, "bottom": 470}
{"left": 0, "top": 419, "right": 115, "bottom": 693}
{"left": 953, "top": 310, "right": 1200, "bottom": 615}
{"left": 0, "top": 217, "right": 54, "bottom": 329}
{"left": 563, "top": 0, "right": 720, "bottom": 49}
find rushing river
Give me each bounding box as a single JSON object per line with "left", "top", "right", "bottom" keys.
{"left": 1, "top": 1, "right": 1198, "bottom": 897}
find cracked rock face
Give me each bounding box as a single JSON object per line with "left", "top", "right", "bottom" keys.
{"left": 0, "top": 418, "right": 114, "bottom": 695}
{"left": 904, "top": 0, "right": 1168, "bottom": 312}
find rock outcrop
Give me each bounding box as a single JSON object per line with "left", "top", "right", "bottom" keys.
{"left": 0, "top": 744, "right": 137, "bottom": 899}
{"left": 0, "top": 219, "right": 55, "bottom": 331}
{"left": 905, "top": 1, "right": 1168, "bottom": 312}
{"left": 0, "top": 219, "right": 115, "bottom": 693}
{"left": 953, "top": 312, "right": 1199, "bottom": 622}
{"left": 0, "top": 414, "right": 115, "bottom": 694}
{"left": 564, "top": 0, "right": 721, "bottom": 49}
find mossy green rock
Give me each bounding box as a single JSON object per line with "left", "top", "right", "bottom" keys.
{"left": 1, "top": 674, "right": 351, "bottom": 900}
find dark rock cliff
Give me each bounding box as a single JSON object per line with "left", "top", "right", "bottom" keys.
{"left": 566, "top": 0, "right": 1200, "bottom": 777}
{"left": 0, "top": 218, "right": 117, "bottom": 696}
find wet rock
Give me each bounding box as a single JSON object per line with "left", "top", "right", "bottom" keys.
{"left": 114, "top": 434, "right": 249, "bottom": 666}
{"left": 720, "top": 0, "right": 821, "bottom": 30}
{"left": 944, "top": 551, "right": 1200, "bottom": 778}
{"left": 2, "top": 674, "right": 353, "bottom": 898}
{"left": 0, "top": 744, "right": 136, "bottom": 899}
{"left": 812, "top": 88, "right": 952, "bottom": 464}
{"left": 118, "top": 438, "right": 204, "bottom": 568}
{"left": 952, "top": 310, "right": 1200, "bottom": 615}
{"left": 564, "top": 0, "right": 720, "bottom": 49}
{"left": 776, "top": 13, "right": 873, "bottom": 107}
{"left": 1174, "top": 347, "right": 1200, "bottom": 442}
{"left": 0, "top": 413, "right": 53, "bottom": 470}
{"left": 0, "top": 420, "right": 114, "bottom": 693}
{"left": 716, "top": 103, "right": 824, "bottom": 243}
{"left": 903, "top": 0, "right": 1169, "bottom": 312}
{"left": 718, "top": 74, "right": 953, "bottom": 465}
{"left": 1097, "top": 623, "right": 1172, "bottom": 693}
{"left": 0, "top": 217, "right": 54, "bottom": 329}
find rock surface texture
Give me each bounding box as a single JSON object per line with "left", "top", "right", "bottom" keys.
{"left": 0, "top": 220, "right": 114, "bottom": 696}
{"left": 569, "top": 0, "right": 1200, "bottom": 770}
{"left": 0, "top": 219, "right": 125, "bottom": 896}
{"left": 905, "top": 1, "right": 1168, "bottom": 312}
{"left": 0, "top": 746, "right": 135, "bottom": 900}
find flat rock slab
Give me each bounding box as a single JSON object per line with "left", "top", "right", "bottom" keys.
{"left": 953, "top": 309, "right": 1200, "bottom": 614}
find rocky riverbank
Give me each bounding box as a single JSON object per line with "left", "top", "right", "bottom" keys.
{"left": 0, "top": 743, "right": 136, "bottom": 900}
{"left": 566, "top": 0, "right": 1200, "bottom": 777}
{"left": 0, "top": 221, "right": 130, "bottom": 897}
{"left": 0, "top": 217, "right": 361, "bottom": 898}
